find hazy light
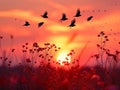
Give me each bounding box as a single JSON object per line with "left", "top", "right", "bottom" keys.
{"left": 57, "top": 51, "right": 71, "bottom": 66}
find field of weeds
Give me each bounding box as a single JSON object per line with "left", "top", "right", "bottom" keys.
{"left": 0, "top": 31, "right": 120, "bottom": 90}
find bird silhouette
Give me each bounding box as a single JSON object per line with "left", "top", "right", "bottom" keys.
{"left": 87, "top": 16, "right": 93, "bottom": 21}
{"left": 41, "top": 11, "right": 48, "bottom": 18}
{"left": 60, "top": 13, "right": 68, "bottom": 22}
{"left": 74, "top": 9, "right": 81, "bottom": 17}
{"left": 68, "top": 19, "right": 76, "bottom": 27}
{"left": 23, "top": 21, "right": 30, "bottom": 26}
{"left": 38, "top": 22, "right": 44, "bottom": 27}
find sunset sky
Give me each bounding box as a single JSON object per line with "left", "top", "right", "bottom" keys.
{"left": 0, "top": 0, "right": 120, "bottom": 65}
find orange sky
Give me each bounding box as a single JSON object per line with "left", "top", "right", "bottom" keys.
{"left": 0, "top": 0, "right": 120, "bottom": 65}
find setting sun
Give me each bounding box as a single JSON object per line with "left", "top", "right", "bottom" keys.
{"left": 57, "top": 51, "right": 71, "bottom": 66}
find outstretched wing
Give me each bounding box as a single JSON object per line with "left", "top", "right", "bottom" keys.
{"left": 38, "top": 22, "right": 44, "bottom": 27}
{"left": 44, "top": 11, "right": 48, "bottom": 16}
{"left": 76, "top": 9, "right": 80, "bottom": 15}
{"left": 25, "top": 21, "right": 29, "bottom": 24}
{"left": 75, "top": 9, "right": 81, "bottom": 17}
{"left": 62, "top": 13, "right": 66, "bottom": 19}
{"left": 23, "top": 21, "right": 30, "bottom": 26}
{"left": 42, "top": 11, "right": 48, "bottom": 18}
{"left": 87, "top": 16, "right": 93, "bottom": 21}
{"left": 71, "top": 19, "right": 76, "bottom": 25}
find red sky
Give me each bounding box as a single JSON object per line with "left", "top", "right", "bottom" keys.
{"left": 0, "top": 0, "right": 120, "bottom": 65}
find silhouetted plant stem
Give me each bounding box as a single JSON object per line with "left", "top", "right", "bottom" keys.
{"left": 0, "top": 38, "right": 2, "bottom": 53}
{"left": 105, "top": 54, "right": 110, "bottom": 71}
{"left": 2, "top": 50, "right": 7, "bottom": 67}
{"left": 100, "top": 35, "right": 104, "bottom": 68}
{"left": 97, "top": 31, "right": 109, "bottom": 68}
{"left": 10, "top": 35, "right": 14, "bottom": 50}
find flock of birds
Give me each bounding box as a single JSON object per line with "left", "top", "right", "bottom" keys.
{"left": 23, "top": 9, "right": 94, "bottom": 28}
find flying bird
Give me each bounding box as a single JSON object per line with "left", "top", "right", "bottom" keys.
{"left": 74, "top": 9, "right": 81, "bottom": 17}
{"left": 60, "top": 13, "right": 68, "bottom": 22}
{"left": 38, "top": 22, "right": 44, "bottom": 27}
{"left": 23, "top": 21, "right": 30, "bottom": 26}
{"left": 41, "top": 11, "right": 48, "bottom": 18}
{"left": 68, "top": 19, "right": 76, "bottom": 27}
{"left": 87, "top": 16, "right": 93, "bottom": 21}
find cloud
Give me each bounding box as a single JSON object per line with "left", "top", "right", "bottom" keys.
{"left": 0, "top": 0, "right": 120, "bottom": 55}
{"left": 0, "top": 10, "right": 50, "bottom": 23}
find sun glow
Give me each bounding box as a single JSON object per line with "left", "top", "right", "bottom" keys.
{"left": 57, "top": 51, "right": 71, "bottom": 66}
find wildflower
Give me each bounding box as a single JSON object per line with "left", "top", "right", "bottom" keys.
{"left": 71, "top": 50, "right": 74, "bottom": 52}
{"left": 36, "top": 48, "right": 40, "bottom": 52}
{"left": 0, "top": 36, "right": 3, "bottom": 39}
{"left": 106, "top": 51, "right": 117, "bottom": 62}
{"left": 94, "top": 54, "right": 99, "bottom": 59}
{"left": 25, "top": 42, "right": 28, "bottom": 45}
{"left": 47, "top": 47, "right": 50, "bottom": 51}
{"left": 103, "top": 41, "right": 106, "bottom": 43}
{"left": 67, "top": 54, "right": 69, "bottom": 56}
{"left": 50, "top": 56, "right": 53, "bottom": 58}
{"left": 104, "top": 35, "right": 108, "bottom": 38}
{"left": 58, "top": 47, "right": 61, "bottom": 50}
{"left": 96, "top": 44, "right": 100, "bottom": 47}
{"left": 11, "top": 49, "right": 15, "bottom": 52}
{"left": 100, "top": 47, "right": 103, "bottom": 49}
{"left": 9, "top": 61, "right": 12, "bottom": 63}
{"left": 106, "top": 39, "right": 109, "bottom": 41}
{"left": 4, "top": 57, "right": 8, "bottom": 61}
{"left": 115, "top": 50, "right": 120, "bottom": 55}
{"left": 8, "top": 64, "right": 11, "bottom": 67}
{"left": 69, "top": 52, "right": 72, "bottom": 55}
{"left": 98, "top": 34, "right": 100, "bottom": 37}
{"left": 34, "top": 61, "right": 37, "bottom": 64}
{"left": 48, "top": 59, "right": 51, "bottom": 61}
{"left": 26, "top": 47, "right": 28, "bottom": 50}
{"left": 33, "top": 42, "right": 38, "bottom": 47}
{"left": 48, "top": 62, "right": 50, "bottom": 65}
{"left": 10, "top": 35, "right": 14, "bottom": 39}
{"left": 26, "top": 58, "right": 31, "bottom": 63}
{"left": 29, "top": 49, "right": 33, "bottom": 53}
{"left": 100, "top": 31, "right": 105, "bottom": 36}
{"left": 54, "top": 46, "right": 57, "bottom": 48}
{"left": 65, "top": 57, "right": 69, "bottom": 60}
{"left": 0, "top": 57, "right": 2, "bottom": 59}
{"left": 72, "top": 61, "right": 75, "bottom": 64}
{"left": 22, "top": 45, "right": 25, "bottom": 48}
{"left": 39, "top": 54, "right": 42, "bottom": 57}
{"left": 103, "top": 48, "right": 106, "bottom": 51}
{"left": 52, "top": 44, "right": 55, "bottom": 46}
{"left": 76, "top": 60, "right": 79, "bottom": 62}
{"left": 55, "top": 49, "right": 57, "bottom": 51}
{"left": 46, "top": 53, "right": 49, "bottom": 56}
{"left": 44, "top": 43, "right": 50, "bottom": 46}
{"left": 22, "top": 50, "right": 27, "bottom": 53}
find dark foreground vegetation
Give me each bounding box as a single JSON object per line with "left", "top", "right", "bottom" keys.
{"left": 0, "top": 65, "right": 120, "bottom": 90}
{"left": 0, "top": 31, "right": 120, "bottom": 90}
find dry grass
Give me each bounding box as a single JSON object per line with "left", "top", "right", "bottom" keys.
{"left": 0, "top": 32, "right": 120, "bottom": 90}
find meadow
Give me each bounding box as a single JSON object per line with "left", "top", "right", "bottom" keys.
{"left": 0, "top": 31, "right": 120, "bottom": 90}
